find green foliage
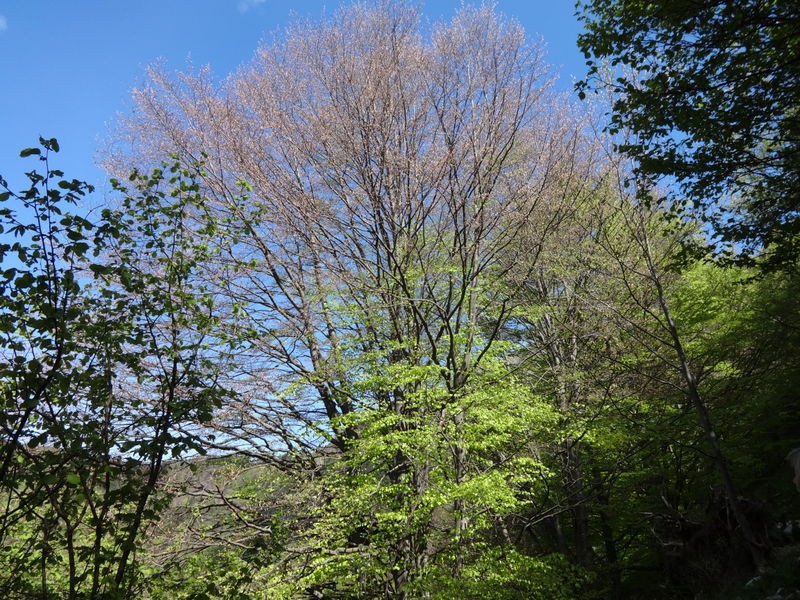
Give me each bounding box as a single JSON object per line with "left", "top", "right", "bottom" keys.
{"left": 146, "top": 548, "right": 265, "bottom": 600}
{"left": 4, "top": 4, "right": 800, "bottom": 597}
{"left": 423, "top": 550, "right": 589, "bottom": 600}
{"left": 0, "top": 148, "right": 784, "bottom": 600}
{"left": 0, "top": 141, "right": 231, "bottom": 599}
{"left": 252, "top": 344, "right": 565, "bottom": 597}
{"left": 577, "top": 0, "right": 800, "bottom": 269}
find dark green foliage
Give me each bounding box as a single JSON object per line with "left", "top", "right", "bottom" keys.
{"left": 576, "top": 0, "right": 800, "bottom": 269}
{"left": 0, "top": 137, "right": 95, "bottom": 486}
{"left": 0, "top": 141, "right": 230, "bottom": 599}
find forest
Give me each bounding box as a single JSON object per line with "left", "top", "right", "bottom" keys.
{"left": 1, "top": 1, "right": 799, "bottom": 598}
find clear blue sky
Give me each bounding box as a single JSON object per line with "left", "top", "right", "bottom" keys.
{"left": 0, "top": 1, "right": 585, "bottom": 194}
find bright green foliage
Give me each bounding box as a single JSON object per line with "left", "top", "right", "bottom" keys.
{"left": 431, "top": 551, "right": 588, "bottom": 600}
{"left": 263, "top": 343, "right": 563, "bottom": 598}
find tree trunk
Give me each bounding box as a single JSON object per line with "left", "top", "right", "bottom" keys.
{"left": 640, "top": 224, "right": 765, "bottom": 568}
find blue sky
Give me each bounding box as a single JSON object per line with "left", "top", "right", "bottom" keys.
{"left": 0, "top": 1, "right": 585, "bottom": 194}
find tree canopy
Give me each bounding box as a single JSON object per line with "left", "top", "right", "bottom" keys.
{"left": 577, "top": 0, "right": 800, "bottom": 269}
{"left": 2, "top": 2, "right": 800, "bottom": 599}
